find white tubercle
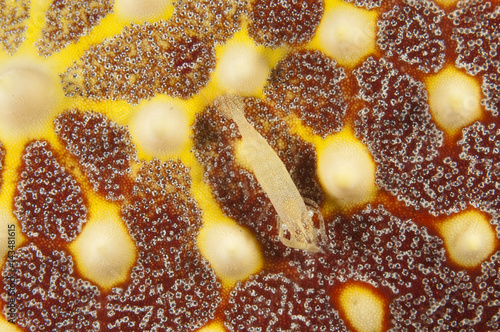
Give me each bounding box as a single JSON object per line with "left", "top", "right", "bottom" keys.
{"left": 216, "top": 43, "right": 270, "bottom": 96}
{"left": 319, "top": 4, "right": 376, "bottom": 67}
{"left": 0, "top": 64, "right": 57, "bottom": 134}
{"left": 427, "top": 67, "right": 482, "bottom": 135}
{"left": 70, "top": 212, "right": 136, "bottom": 289}
{"left": 339, "top": 284, "right": 386, "bottom": 332}
{"left": 318, "top": 133, "right": 376, "bottom": 209}
{"left": 115, "top": 0, "right": 171, "bottom": 20}
{"left": 437, "top": 210, "right": 497, "bottom": 268}
{"left": 200, "top": 223, "right": 262, "bottom": 282}
{"left": 131, "top": 101, "right": 189, "bottom": 156}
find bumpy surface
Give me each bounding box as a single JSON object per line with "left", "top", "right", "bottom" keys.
{"left": 121, "top": 159, "right": 201, "bottom": 251}
{"left": 14, "top": 140, "right": 87, "bottom": 243}
{"left": 284, "top": 205, "right": 447, "bottom": 292}
{"left": 391, "top": 246, "right": 500, "bottom": 331}
{"left": 225, "top": 272, "right": 346, "bottom": 332}
{"left": 60, "top": 21, "right": 216, "bottom": 104}
{"left": 1, "top": 243, "right": 101, "bottom": 331}
{"left": 2, "top": 1, "right": 500, "bottom": 332}
{"left": 108, "top": 159, "right": 219, "bottom": 331}
{"left": 171, "top": 0, "right": 246, "bottom": 45}
{"left": 450, "top": 0, "right": 500, "bottom": 76}
{"left": 36, "top": 0, "right": 114, "bottom": 57}
{"left": 0, "top": 0, "right": 30, "bottom": 55}
{"left": 106, "top": 245, "right": 220, "bottom": 331}
{"left": 264, "top": 50, "right": 347, "bottom": 137}
{"left": 482, "top": 72, "right": 500, "bottom": 116}
{"left": 248, "top": 0, "right": 324, "bottom": 48}
{"left": 354, "top": 57, "right": 466, "bottom": 216}
{"left": 377, "top": 0, "right": 446, "bottom": 73}
{"left": 343, "top": 0, "right": 383, "bottom": 9}
{"left": 54, "top": 110, "right": 136, "bottom": 201}
{"left": 459, "top": 122, "right": 500, "bottom": 210}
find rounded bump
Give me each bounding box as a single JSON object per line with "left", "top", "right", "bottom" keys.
{"left": 0, "top": 64, "right": 58, "bottom": 134}
{"left": 318, "top": 3, "right": 376, "bottom": 67}
{"left": 337, "top": 283, "right": 387, "bottom": 332}
{"left": 427, "top": 66, "right": 482, "bottom": 136}
{"left": 318, "top": 130, "right": 376, "bottom": 209}
{"left": 215, "top": 43, "right": 271, "bottom": 96}
{"left": 437, "top": 210, "right": 497, "bottom": 269}
{"left": 199, "top": 222, "right": 262, "bottom": 286}
{"left": 131, "top": 100, "right": 189, "bottom": 156}
{"left": 70, "top": 208, "right": 137, "bottom": 290}
{"left": 115, "top": 0, "right": 172, "bottom": 20}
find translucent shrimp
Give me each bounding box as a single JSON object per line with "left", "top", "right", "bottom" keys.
{"left": 214, "top": 94, "right": 327, "bottom": 252}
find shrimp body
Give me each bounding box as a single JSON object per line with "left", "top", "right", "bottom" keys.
{"left": 215, "top": 95, "right": 326, "bottom": 252}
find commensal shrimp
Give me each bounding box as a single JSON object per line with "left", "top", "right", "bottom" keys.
{"left": 214, "top": 95, "right": 327, "bottom": 252}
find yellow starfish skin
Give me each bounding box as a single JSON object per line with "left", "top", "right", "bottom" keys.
{"left": 1, "top": 0, "right": 500, "bottom": 331}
